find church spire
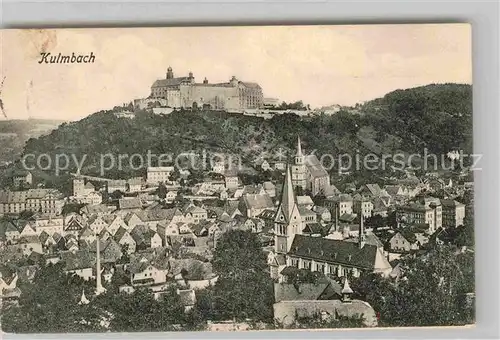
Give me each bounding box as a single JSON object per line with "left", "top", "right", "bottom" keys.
{"left": 296, "top": 135, "right": 303, "bottom": 157}
{"left": 280, "top": 163, "right": 297, "bottom": 221}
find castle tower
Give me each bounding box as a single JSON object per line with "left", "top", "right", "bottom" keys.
{"left": 166, "top": 66, "right": 174, "bottom": 79}
{"left": 274, "top": 164, "right": 303, "bottom": 254}
{"left": 72, "top": 176, "right": 85, "bottom": 197}
{"left": 291, "top": 136, "right": 307, "bottom": 191}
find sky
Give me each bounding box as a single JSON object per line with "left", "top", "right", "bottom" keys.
{"left": 0, "top": 24, "right": 471, "bottom": 121}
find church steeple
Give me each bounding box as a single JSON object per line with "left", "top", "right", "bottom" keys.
{"left": 292, "top": 135, "right": 307, "bottom": 190}
{"left": 296, "top": 136, "right": 303, "bottom": 157}
{"left": 280, "top": 163, "right": 297, "bottom": 221}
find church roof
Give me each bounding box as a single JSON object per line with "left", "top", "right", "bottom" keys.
{"left": 288, "top": 234, "right": 380, "bottom": 270}
{"left": 305, "top": 155, "right": 329, "bottom": 178}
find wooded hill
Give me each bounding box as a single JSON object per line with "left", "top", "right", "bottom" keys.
{"left": 15, "top": 83, "right": 472, "bottom": 189}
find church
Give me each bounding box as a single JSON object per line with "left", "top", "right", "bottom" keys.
{"left": 150, "top": 67, "right": 263, "bottom": 111}
{"left": 291, "top": 136, "right": 331, "bottom": 196}
{"left": 270, "top": 163, "right": 392, "bottom": 281}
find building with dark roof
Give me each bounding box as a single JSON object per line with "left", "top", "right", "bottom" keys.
{"left": 273, "top": 277, "right": 377, "bottom": 328}
{"left": 273, "top": 162, "right": 391, "bottom": 282}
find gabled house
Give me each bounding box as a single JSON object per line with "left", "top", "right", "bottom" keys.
{"left": 157, "top": 221, "right": 181, "bottom": 237}
{"left": 127, "top": 252, "right": 170, "bottom": 287}
{"left": 263, "top": 181, "right": 276, "bottom": 198}
{"left": 19, "top": 222, "right": 37, "bottom": 238}
{"left": 243, "top": 218, "right": 265, "bottom": 233}
{"left": 102, "top": 214, "right": 128, "bottom": 236}
{"left": 387, "top": 230, "right": 428, "bottom": 253}
{"left": 39, "top": 231, "right": 56, "bottom": 249}
{"left": 64, "top": 217, "right": 85, "bottom": 236}
{"left": 273, "top": 278, "right": 377, "bottom": 328}
{"left": 17, "top": 236, "right": 43, "bottom": 255}
{"left": 113, "top": 227, "right": 137, "bottom": 254}
{"left": 296, "top": 195, "right": 314, "bottom": 210}
{"left": 88, "top": 215, "right": 107, "bottom": 235}
{"left": 60, "top": 250, "right": 95, "bottom": 281}
{"left": 89, "top": 238, "right": 123, "bottom": 264}
{"left": 241, "top": 193, "right": 274, "bottom": 218}
{"left": 0, "top": 266, "right": 19, "bottom": 297}
{"left": 0, "top": 221, "right": 21, "bottom": 244}
{"left": 130, "top": 225, "right": 162, "bottom": 251}
{"left": 80, "top": 227, "right": 95, "bottom": 244}
{"left": 358, "top": 184, "right": 384, "bottom": 198}
{"left": 183, "top": 203, "right": 208, "bottom": 224}
{"left": 124, "top": 212, "right": 143, "bottom": 230}
{"left": 312, "top": 206, "right": 331, "bottom": 223}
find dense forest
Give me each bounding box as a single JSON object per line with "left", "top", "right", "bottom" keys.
{"left": 9, "top": 83, "right": 472, "bottom": 191}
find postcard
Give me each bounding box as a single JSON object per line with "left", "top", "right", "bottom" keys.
{"left": 0, "top": 24, "right": 474, "bottom": 333}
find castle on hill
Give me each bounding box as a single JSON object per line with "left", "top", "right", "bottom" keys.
{"left": 150, "top": 67, "right": 264, "bottom": 111}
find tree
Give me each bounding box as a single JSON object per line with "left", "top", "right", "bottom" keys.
{"left": 208, "top": 230, "right": 274, "bottom": 322}
{"left": 1, "top": 263, "right": 102, "bottom": 333}
{"left": 351, "top": 245, "right": 474, "bottom": 327}
{"left": 365, "top": 214, "right": 385, "bottom": 229}
{"left": 100, "top": 286, "right": 186, "bottom": 332}
{"left": 62, "top": 202, "right": 86, "bottom": 215}
{"left": 157, "top": 182, "right": 167, "bottom": 200}
{"left": 108, "top": 190, "right": 124, "bottom": 200}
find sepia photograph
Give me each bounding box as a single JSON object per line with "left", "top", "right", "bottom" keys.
{"left": 0, "top": 24, "right": 474, "bottom": 333}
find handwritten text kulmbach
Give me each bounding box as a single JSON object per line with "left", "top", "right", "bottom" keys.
{"left": 38, "top": 52, "right": 96, "bottom": 64}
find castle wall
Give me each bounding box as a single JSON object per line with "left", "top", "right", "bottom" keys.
{"left": 179, "top": 84, "right": 239, "bottom": 110}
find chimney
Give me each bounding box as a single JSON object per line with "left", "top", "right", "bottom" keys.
{"left": 358, "top": 203, "right": 365, "bottom": 249}
{"left": 334, "top": 203, "right": 339, "bottom": 231}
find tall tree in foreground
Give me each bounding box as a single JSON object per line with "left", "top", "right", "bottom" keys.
{"left": 352, "top": 245, "right": 474, "bottom": 327}
{"left": 208, "top": 230, "right": 274, "bottom": 322}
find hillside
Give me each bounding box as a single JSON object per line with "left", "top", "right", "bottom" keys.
{"left": 13, "top": 84, "right": 472, "bottom": 191}
{"left": 0, "top": 119, "right": 66, "bottom": 166}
